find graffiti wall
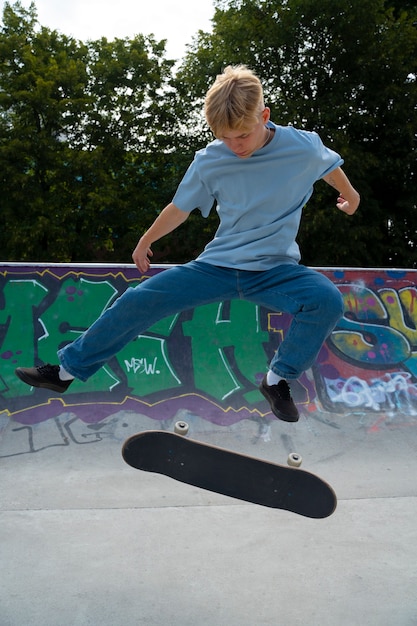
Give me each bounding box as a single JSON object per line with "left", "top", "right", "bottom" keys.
{"left": 1, "top": 264, "right": 417, "bottom": 427}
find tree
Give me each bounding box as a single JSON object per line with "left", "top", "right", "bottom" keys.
{"left": 2, "top": 1, "right": 415, "bottom": 267}
{"left": 0, "top": 1, "right": 184, "bottom": 262}
{"left": 177, "top": 0, "right": 417, "bottom": 267}
{"left": 0, "top": 2, "right": 89, "bottom": 260}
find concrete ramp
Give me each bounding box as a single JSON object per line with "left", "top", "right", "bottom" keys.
{"left": 1, "top": 263, "right": 417, "bottom": 625}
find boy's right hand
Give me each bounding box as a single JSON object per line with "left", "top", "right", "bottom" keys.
{"left": 131, "top": 203, "right": 189, "bottom": 273}
{"left": 132, "top": 239, "right": 153, "bottom": 273}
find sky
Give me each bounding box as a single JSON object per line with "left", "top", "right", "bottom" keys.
{"left": 0, "top": 0, "right": 215, "bottom": 60}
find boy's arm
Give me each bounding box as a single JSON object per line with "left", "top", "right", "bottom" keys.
{"left": 132, "top": 202, "right": 189, "bottom": 273}
{"left": 322, "top": 167, "right": 360, "bottom": 215}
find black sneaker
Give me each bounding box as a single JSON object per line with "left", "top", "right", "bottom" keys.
{"left": 259, "top": 376, "right": 299, "bottom": 422}
{"left": 15, "top": 364, "right": 73, "bottom": 393}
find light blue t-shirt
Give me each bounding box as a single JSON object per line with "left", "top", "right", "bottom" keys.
{"left": 172, "top": 123, "right": 343, "bottom": 270}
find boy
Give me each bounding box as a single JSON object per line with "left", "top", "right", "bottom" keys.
{"left": 16, "top": 65, "right": 360, "bottom": 422}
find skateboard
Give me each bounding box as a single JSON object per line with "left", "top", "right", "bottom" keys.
{"left": 122, "top": 424, "right": 337, "bottom": 519}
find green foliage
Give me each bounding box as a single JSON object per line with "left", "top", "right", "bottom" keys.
{"left": 0, "top": 1, "right": 185, "bottom": 262}
{"left": 0, "top": 0, "right": 416, "bottom": 267}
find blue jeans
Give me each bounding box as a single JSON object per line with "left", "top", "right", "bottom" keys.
{"left": 58, "top": 261, "right": 344, "bottom": 382}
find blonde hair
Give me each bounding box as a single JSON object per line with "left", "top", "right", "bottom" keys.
{"left": 204, "top": 65, "right": 265, "bottom": 137}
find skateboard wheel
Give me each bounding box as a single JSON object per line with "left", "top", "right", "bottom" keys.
{"left": 287, "top": 452, "right": 302, "bottom": 468}
{"left": 174, "top": 421, "right": 189, "bottom": 435}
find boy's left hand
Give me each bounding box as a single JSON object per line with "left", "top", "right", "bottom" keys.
{"left": 336, "top": 193, "right": 360, "bottom": 215}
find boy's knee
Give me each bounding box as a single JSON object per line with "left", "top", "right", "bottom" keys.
{"left": 322, "top": 284, "right": 344, "bottom": 321}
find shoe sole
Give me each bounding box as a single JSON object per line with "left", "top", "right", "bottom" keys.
{"left": 259, "top": 384, "right": 299, "bottom": 423}
{"left": 15, "top": 368, "right": 68, "bottom": 394}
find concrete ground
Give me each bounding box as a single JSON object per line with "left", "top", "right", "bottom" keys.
{"left": 1, "top": 406, "right": 417, "bottom": 626}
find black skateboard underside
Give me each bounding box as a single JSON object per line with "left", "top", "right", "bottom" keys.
{"left": 122, "top": 431, "right": 337, "bottom": 519}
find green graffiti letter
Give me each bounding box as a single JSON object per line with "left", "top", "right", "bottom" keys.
{"left": 0, "top": 279, "right": 48, "bottom": 397}
{"left": 182, "top": 301, "right": 268, "bottom": 402}
{"left": 38, "top": 278, "right": 120, "bottom": 391}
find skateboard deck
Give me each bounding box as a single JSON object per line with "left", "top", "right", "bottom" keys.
{"left": 122, "top": 430, "right": 337, "bottom": 519}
